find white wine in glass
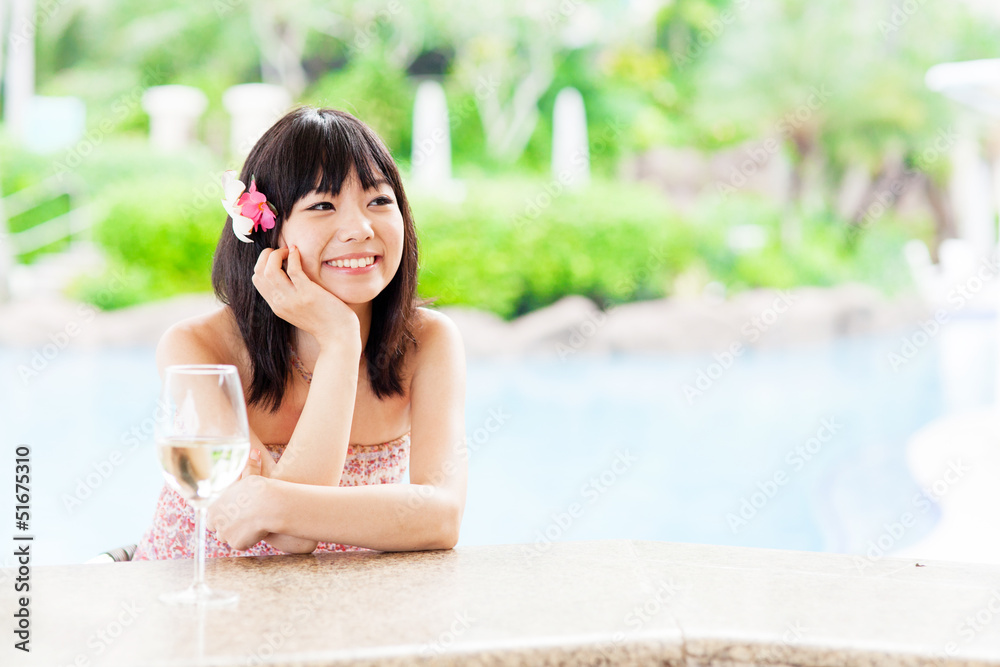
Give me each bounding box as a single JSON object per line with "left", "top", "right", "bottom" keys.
{"left": 158, "top": 438, "right": 250, "bottom": 502}
{"left": 155, "top": 365, "right": 250, "bottom": 606}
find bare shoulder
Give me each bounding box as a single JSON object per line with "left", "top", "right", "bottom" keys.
{"left": 156, "top": 306, "right": 244, "bottom": 373}
{"left": 410, "top": 307, "right": 465, "bottom": 371}
{"left": 413, "top": 307, "right": 464, "bottom": 351}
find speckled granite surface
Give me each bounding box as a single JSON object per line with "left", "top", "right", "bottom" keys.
{"left": 1, "top": 539, "right": 998, "bottom": 666}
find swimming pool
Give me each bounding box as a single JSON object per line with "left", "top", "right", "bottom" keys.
{"left": 0, "top": 315, "right": 994, "bottom": 566}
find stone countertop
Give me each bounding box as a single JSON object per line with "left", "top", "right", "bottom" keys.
{"left": 2, "top": 539, "right": 998, "bottom": 666}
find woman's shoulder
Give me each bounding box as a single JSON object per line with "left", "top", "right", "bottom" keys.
{"left": 156, "top": 305, "right": 244, "bottom": 370}
{"left": 411, "top": 307, "right": 464, "bottom": 363}
{"left": 404, "top": 307, "right": 465, "bottom": 396}
{"left": 414, "top": 307, "right": 462, "bottom": 342}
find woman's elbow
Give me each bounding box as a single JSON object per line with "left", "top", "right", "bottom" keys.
{"left": 430, "top": 530, "right": 458, "bottom": 551}
{"left": 431, "top": 503, "right": 463, "bottom": 550}
{"left": 292, "top": 540, "right": 320, "bottom": 554}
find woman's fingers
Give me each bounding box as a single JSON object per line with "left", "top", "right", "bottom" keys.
{"left": 253, "top": 247, "right": 273, "bottom": 273}
{"left": 241, "top": 448, "right": 263, "bottom": 480}
{"left": 257, "top": 446, "right": 276, "bottom": 477}
{"left": 286, "top": 245, "right": 307, "bottom": 286}
{"left": 263, "top": 247, "right": 292, "bottom": 285}
{"left": 252, "top": 248, "right": 294, "bottom": 310}
{"left": 252, "top": 247, "right": 290, "bottom": 283}
{"left": 250, "top": 245, "right": 354, "bottom": 338}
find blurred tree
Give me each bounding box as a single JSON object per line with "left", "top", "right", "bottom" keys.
{"left": 418, "top": 0, "right": 656, "bottom": 164}
{"left": 36, "top": 0, "right": 258, "bottom": 123}
{"left": 246, "top": 0, "right": 312, "bottom": 96}
{"left": 684, "top": 0, "right": 1000, "bottom": 247}
{"left": 26, "top": 0, "right": 1000, "bottom": 253}
{"left": 15, "top": 0, "right": 1000, "bottom": 308}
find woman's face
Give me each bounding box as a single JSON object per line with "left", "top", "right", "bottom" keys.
{"left": 278, "top": 168, "right": 404, "bottom": 305}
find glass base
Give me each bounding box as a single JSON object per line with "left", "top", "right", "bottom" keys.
{"left": 159, "top": 582, "right": 239, "bottom": 606}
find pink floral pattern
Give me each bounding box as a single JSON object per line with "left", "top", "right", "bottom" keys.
{"left": 133, "top": 433, "right": 410, "bottom": 560}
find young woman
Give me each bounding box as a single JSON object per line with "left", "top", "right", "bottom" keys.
{"left": 133, "top": 106, "right": 467, "bottom": 559}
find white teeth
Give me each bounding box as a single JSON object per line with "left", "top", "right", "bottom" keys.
{"left": 328, "top": 256, "right": 375, "bottom": 268}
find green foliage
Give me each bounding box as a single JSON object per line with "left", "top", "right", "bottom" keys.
{"left": 73, "top": 175, "right": 222, "bottom": 310}
{"left": 68, "top": 265, "right": 156, "bottom": 312}
{"left": 686, "top": 196, "right": 922, "bottom": 296}
{"left": 444, "top": 85, "right": 491, "bottom": 169}
{"left": 16, "top": 0, "right": 996, "bottom": 314}
{"left": 526, "top": 49, "right": 641, "bottom": 176}
{"left": 73, "top": 172, "right": 920, "bottom": 314}
{"left": 684, "top": 0, "right": 998, "bottom": 193}
{"left": 413, "top": 178, "right": 696, "bottom": 318}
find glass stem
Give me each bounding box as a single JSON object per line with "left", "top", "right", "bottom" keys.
{"left": 194, "top": 503, "right": 207, "bottom": 591}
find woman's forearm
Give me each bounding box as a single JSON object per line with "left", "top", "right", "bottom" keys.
{"left": 247, "top": 339, "right": 362, "bottom": 553}
{"left": 270, "top": 339, "right": 361, "bottom": 487}
{"left": 263, "top": 478, "right": 461, "bottom": 552}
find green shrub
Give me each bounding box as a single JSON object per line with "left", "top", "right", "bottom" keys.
{"left": 75, "top": 169, "right": 918, "bottom": 315}
{"left": 69, "top": 264, "right": 155, "bottom": 311}
{"left": 686, "top": 196, "right": 922, "bottom": 296}
{"left": 411, "top": 177, "right": 695, "bottom": 318}
{"left": 73, "top": 175, "right": 222, "bottom": 309}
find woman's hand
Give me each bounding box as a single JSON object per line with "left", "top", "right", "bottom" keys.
{"left": 251, "top": 246, "right": 360, "bottom": 347}
{"left": 207, "top": 449, "right": 271, "bottom": 550}
{"left": 250, "top": 442, "right": 276, "bottom": 478}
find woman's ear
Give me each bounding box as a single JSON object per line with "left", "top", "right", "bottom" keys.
{"left": 277, "top": 233, "right": 287, "bottom": 249}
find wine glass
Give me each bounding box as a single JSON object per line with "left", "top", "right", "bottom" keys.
{"left": 155, "top": 364, "right": 251, "bottom": 605}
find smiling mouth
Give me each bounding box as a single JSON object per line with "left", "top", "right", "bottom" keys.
{"left": 324, "top": 255, "right": 378, "bottom": 269}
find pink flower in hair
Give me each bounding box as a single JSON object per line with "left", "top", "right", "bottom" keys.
{"left": 221, "top": 171, "right": 277, "bottom": 243}
{"left": 237, "top": 177, "right": 277, "bottom": 232}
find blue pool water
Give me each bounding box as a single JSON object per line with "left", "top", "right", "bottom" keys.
{"left": 1, "top": 315, "right": 994, "bottom": 566}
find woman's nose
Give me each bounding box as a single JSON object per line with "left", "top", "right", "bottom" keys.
{"left": 335, "top": 205, "right": 374, "bottom": 243}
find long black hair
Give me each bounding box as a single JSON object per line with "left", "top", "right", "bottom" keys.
{"left": 212, "top": 107, "right": 421, "bottom": 411}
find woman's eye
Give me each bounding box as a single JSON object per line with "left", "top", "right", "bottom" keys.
{"left": 371, "top": 196, "right": 394, "bottom": 206}
{"left": 309, "top": 202, "right": 334, "bottom": 211}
